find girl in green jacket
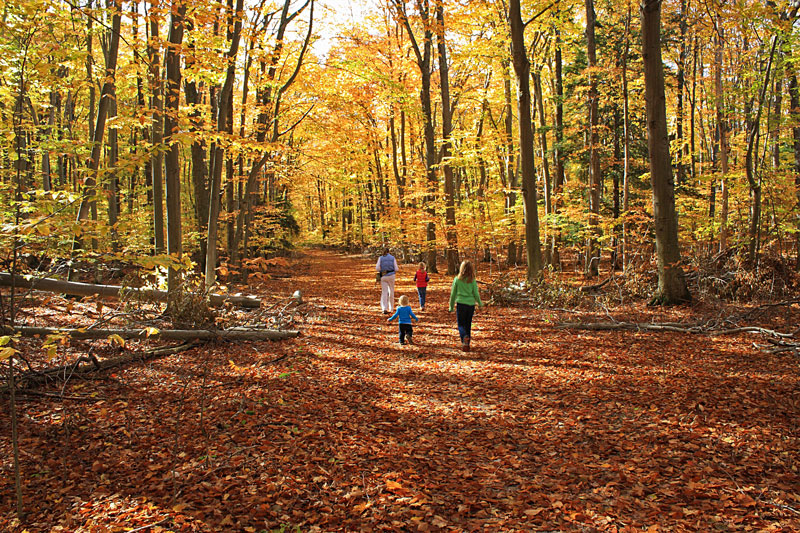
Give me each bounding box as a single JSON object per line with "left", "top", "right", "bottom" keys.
{"left": 448, "top": 260, "right": 484, "bottom": 351}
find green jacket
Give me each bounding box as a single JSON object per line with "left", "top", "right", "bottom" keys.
{"left": 449, "top": 277, "right": 483, "bottom": 311}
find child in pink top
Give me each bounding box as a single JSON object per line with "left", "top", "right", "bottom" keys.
{"left": 413, "top": 262, "right": 430, "bottom": 310}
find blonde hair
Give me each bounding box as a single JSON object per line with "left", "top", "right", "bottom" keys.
{"left": 418, "top": 262, "right": 426, "bottom": 270}
{"left": 398, "top": 295, "right": 409, "bottom": 306}
{"left": 457, "top": 260, "right": 475, "bottom": 283}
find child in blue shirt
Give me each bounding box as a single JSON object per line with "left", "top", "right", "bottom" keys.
{"left": 387, "top": 295, "right": 419, "bottom": 345}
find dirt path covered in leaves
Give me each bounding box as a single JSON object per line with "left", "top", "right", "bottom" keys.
{"left": 2, "top": 249, "right": 799, "bottom": 532}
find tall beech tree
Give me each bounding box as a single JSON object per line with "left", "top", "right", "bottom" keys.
{"left": 435, "top": 1, "right": 459, "bottom": 275}
{"left": 204, "top": 0, "right": 244, "bottom": 287}
{"left": 164, "top": 0, "right": 186, "bottom": 291}
{"left": 147, "top": 2, "right": 166, "bottom": 254}
{"left": 641, "top": 0, "right": 691, "bottom": 304}
{"left": 585, "top": 0, "right": 601, "bottom": 277}
{"left": 392, "top": 0, "right": 438, "bottom": 273}
{"left": 508, "top": 0, "right": 543, "bottom": 281}
{"left": 73, "top": 0, "right": 122, "bottom": 255}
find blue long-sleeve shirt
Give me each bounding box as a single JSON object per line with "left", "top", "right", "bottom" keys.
{"left": 387, "top": 305, "right": 418, "bottom": 325}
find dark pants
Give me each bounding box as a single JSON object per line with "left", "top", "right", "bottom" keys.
{"left": 417, "top": 287, "right": 427, "bottom": 308}
{"left": 456, "top": 303, "right": 475, "bottom": 342}
{"left": 399, "top": 323, "right": 413, "bottom": 344}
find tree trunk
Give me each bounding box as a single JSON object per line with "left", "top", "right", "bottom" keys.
{"left": 205, "top": 0, "right": 244, "bottom": 286}
{"left": 147, "top": 7, "right": 166, "bottom": 254}
{"left": 533, "top": 71, "right": 552, "bottom": 266}
{"left": 393, "top": 0, "right": 437, "bottom": 273}
{"left": 184, "top": 18, "right": 209, "bottom": 268}
{"left": 502, "top": 59, "right": 519, "bottom": 267}
{"left": 436, "top": 3, "right": 459, "bottom": 275}
{"left": 745, "top": 36, "right": 779, "bottom": 264}
{"left": 789, "top": 72, "right": 800, "bottom": 271}
{"left": 108, "top": 93, "right": 120, "bottom": 252}
{"left": 715, "top": 16, "right": 729, "bottom": 253}
{"left": 552, "top": 27, "right": 565, "bottom": 268}
{"left": 676, "top": 0, "right": 687, "bottom": 186}
{"left": 620, "top": 0, "right": 633, "bottom": 272}
{"left": 585, "top": 0, "right": 601, "bottom": 277}
{"left": 73, "top": 0, "right": 121, "bottom": 255}
{"left": 509, "top": 0, "right": 543, "bottom": 282}
{"left": 164, "top": 0, "right": 187, "bottom": 292}
{"left": 641, "top": 0, "right": 691, "bottom": 304}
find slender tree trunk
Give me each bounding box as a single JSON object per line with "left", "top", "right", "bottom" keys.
{"left": 205, "top": 0, "right": 244, "bottom": 286}
{"left": 394, "top": 0, "right": 438, "bottom": 272}
{"left": 476, "top": 73, "right": 492, "bottom": 262}
{"left": 509, "top": 0, "right": 543, "bottom": 281}
{"left": 622, "top": 6, "right": 631, "bottom": 271}
{"left": 147, "top": 5, "right": 166, "bottom": 254}
{"left": 73, "top": 0, "right": 121, "bottom": 256}
{"left": 184, "top": 17, "right": 209, "bottom": 268}
{"left": 641, "top": 0, "right": 691, "bottom": 304}
{"left": 715, "top": 16, "right": 729, "bottom": 253}
{"left": 552, "top": 27, "right": 565, "bottom": 268}
{"left": 771, "top": 78, "right": 782, "bottom": 170}
{"left": 164, "top": 0, "right": 187, "bottom": 292}
{"left": 745, "top": 36, "right": 779, "bottom": 264}
{"left": 502, "top": 58, "right": 519, "bottom": 267}
{"left": 436, "top": 2, "right": 459, "bottom": 274}
{"left": 231, "top": 43, "right": 254, "bottom": 264}
{"left": 108, "top": 93, "right": 120, "bottom": 252}
{"left": 676, "top": 0, "right": 687, "bottom": 186}
{"left": 585, "top": 0, "right": 601, "bottom": 277}
{"left": 789, "top": 71, "right": 800, "bottom": 271}
{"left": 533, "top": 71, "right": 552, "bottom": 266}
{"left": 691, "top": 34, "right": 698, "bottom": 181}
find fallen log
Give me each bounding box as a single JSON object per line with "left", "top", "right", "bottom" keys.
{"left": 557, "top": 321, "right": 796, "bottom": 338}
{"left": 5, "top": 325, "right": 299, "bottom": 342}
{"left": 0, "top": 272, "right": 261, "bottom": 308}
{"left": 9, "top": 341, "right": 201, "bottom": 390}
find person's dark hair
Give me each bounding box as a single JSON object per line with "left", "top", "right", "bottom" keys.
{"left": 457, "top": 260, "right": 475, "bottom": 283}
{"left": 383, "top": 248, "right": 390, "bottom": 256}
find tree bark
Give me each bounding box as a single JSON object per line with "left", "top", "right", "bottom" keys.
{"left": 502, "top": 59, "right": 519, "bottom": 267}
{"left": 73, "top": 0, "right": 121, "bottom": 243}
{"left": 744, "top": 36, "right": 779, "bottom": 264}
{"left": 676, "top": 0, "right": 687, "bottom": 186}
{"left": 585, "top": 0, "right": 601, "bottom": 277}
{"left": 620, "top": 7, "right": 633, "bottom": 271}
{"left": 533, "top": 71, "right": 552, "bottom": 266}
{"left": 436, "top": 2, "right": 459, "bottom": 275}
{"left": 393, "top": 0, "right": 438, "bottom": 273}
{"left": 509, "top": 0, "right": 543, "bottom": 282}
{"left": 714, "top": 16, "right": 729, "bottom": 252}
{"left": 164, "top": 0, "right": 187, "bottom": 293}
{"left": 184, "top": 16, "right": 209, "bottom": 267}
{"left": 789, "top": 71, "right": 800, "bottom": 271}
{"left": 641, "top": 0, "right": 691, "bottom": 304}
{"left": 205, "top": 0, "right": 244, "bottom": 286}
{"left": 147, "top": 3, "right": 166, "bottom": 254}
{"left": 552, "top": 27, "right": 565, "bottom": 268}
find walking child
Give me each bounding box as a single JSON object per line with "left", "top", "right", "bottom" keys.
{"left": 413, "top": 262, "right": 430, "bottom": 310}
{"left": 448, "top": 260, "right": 484, "bottom": 352}
{"left": 387, "top": 295, "right": 419, "bottom": 345}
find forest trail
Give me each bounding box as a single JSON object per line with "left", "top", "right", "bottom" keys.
{"left": 1, "top": 249, "right": 799, "bottom": 532}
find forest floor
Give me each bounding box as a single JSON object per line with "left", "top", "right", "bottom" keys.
{"left": 1, "top": 249, "right": 799, "bottom": 532}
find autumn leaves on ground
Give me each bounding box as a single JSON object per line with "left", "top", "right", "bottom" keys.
{"left": 1, "top": 250, "right": 799, "bottom": 532}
